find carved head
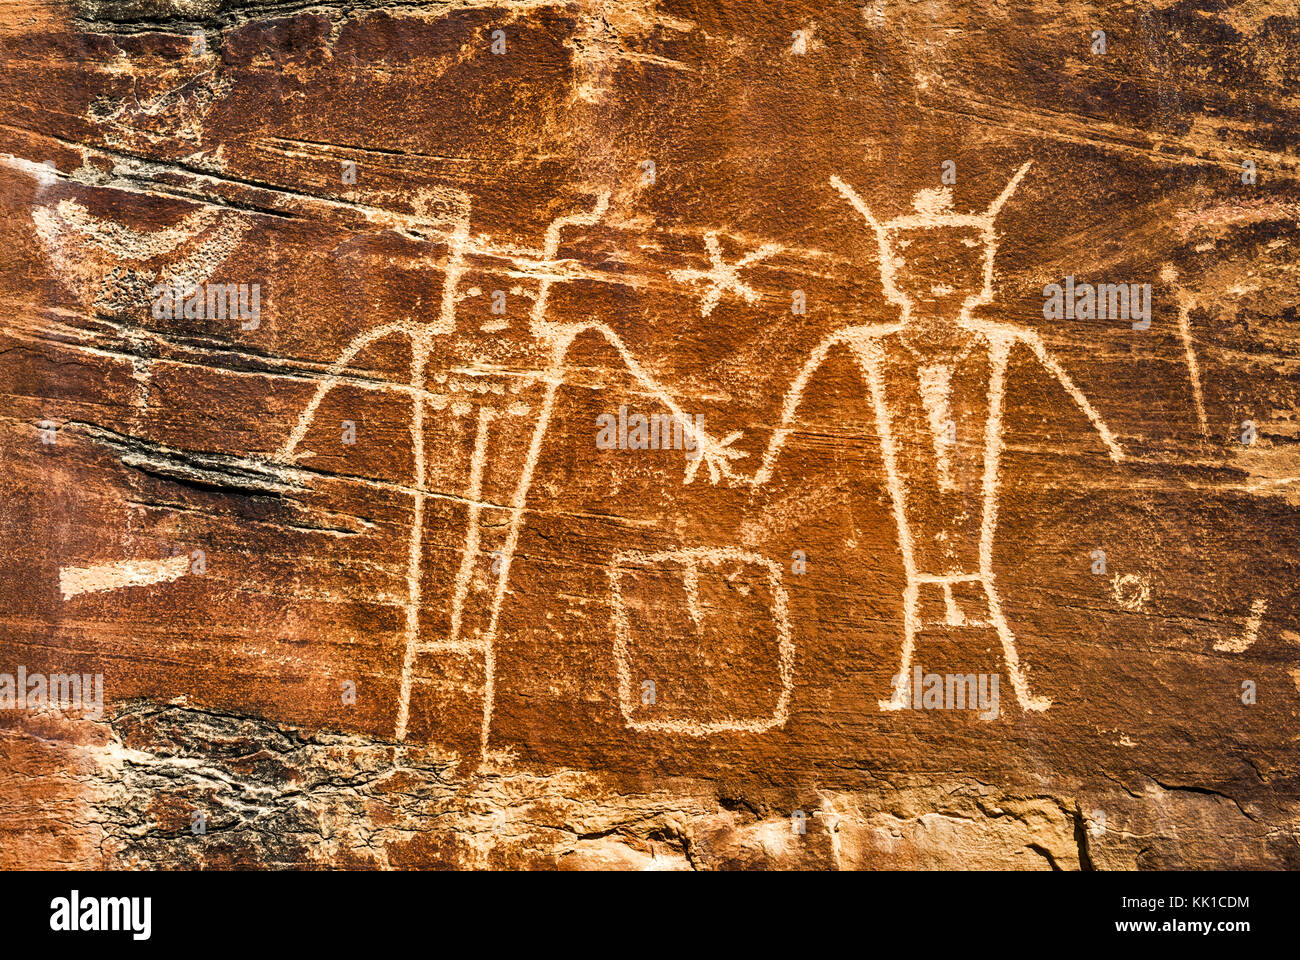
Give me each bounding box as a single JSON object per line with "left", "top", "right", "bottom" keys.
{"left": 832, "top": 162, "right": 1032, "bottom": 323}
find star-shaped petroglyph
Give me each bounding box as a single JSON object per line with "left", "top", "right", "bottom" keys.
{"left": 670, "top": 232, "right": 779, "bottom": 317}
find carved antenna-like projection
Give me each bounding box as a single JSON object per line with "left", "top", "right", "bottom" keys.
{"left": 830, "top": 159, "right": 1034, "bottom": 233}
{"left": 985, "top": 160, "right": 1033, "bottom": 221}
{"left": 829, "top": 174, "right": 885, "bottom": 240}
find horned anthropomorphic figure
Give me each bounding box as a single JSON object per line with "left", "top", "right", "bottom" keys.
{"left": 275, "top": 190, "right": 743, "bottom": 763}
{"left": 715, "top": 161, "right": 1126, "bottom": 712}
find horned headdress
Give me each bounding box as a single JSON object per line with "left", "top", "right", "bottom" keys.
{"left": 829, "top": 160, "right": 1033, "bottom": 236}
{"left": 828, "top": 161, "right": 1033, "bottom": 314}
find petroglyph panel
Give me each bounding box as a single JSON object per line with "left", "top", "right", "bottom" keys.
{"left": 2, "top": 0, "right": 1300, "bottom": 869}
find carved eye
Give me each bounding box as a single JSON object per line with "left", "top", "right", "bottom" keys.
{"left": 896, "top": 239, "right": 912, "bottom": 249}
{"left": 961, "top": 238, "right": 979, "bottom": 247}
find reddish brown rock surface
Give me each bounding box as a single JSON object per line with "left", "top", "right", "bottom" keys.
{"left": 2, "top": 0, "right": 1299, "bottom": 869}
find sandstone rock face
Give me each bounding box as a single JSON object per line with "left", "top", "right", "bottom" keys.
{"left": 2, "top": 0, "right": 1298, "bottom": 870}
